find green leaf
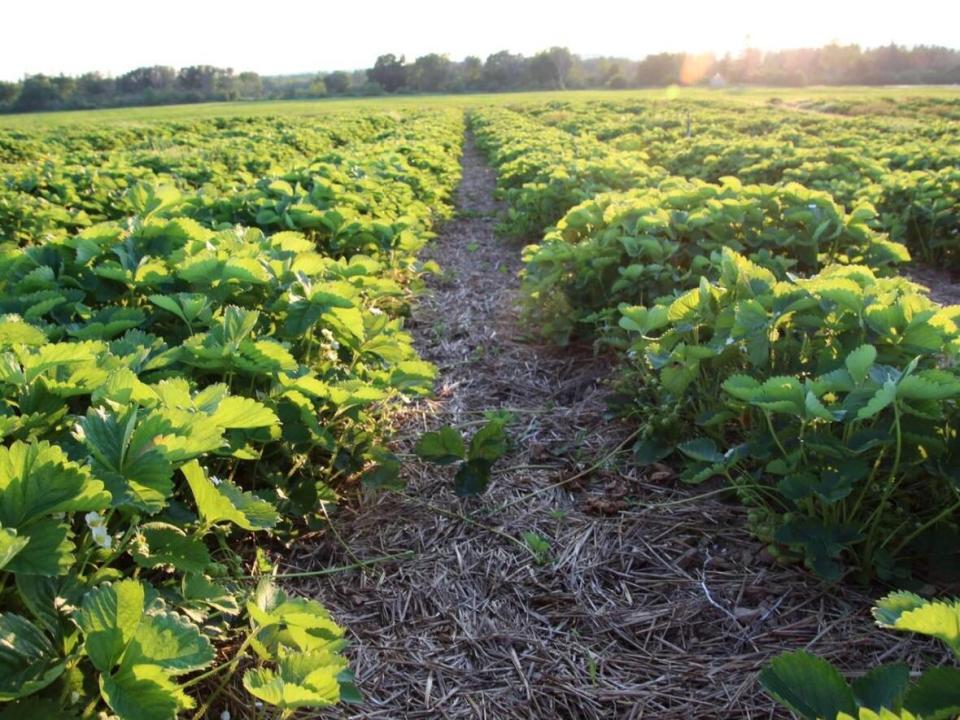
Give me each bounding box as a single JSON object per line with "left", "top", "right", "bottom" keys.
{"left": 845, "top": 344, "right": 877, "bottom": 385}
{"left": 100, "top": 664, "right": 187, "bottom": 720}
{"left": 6, "top": 519, "right": 73, "bottom": 577}
{"left": 243, "top": 648, "right": 345, "bottom": 710}
{"left": 873, "top": 593, "right": 960, "bottom": 656}
{"left": 0, "top": 440, "right": 110, "bottom": 528}
{"left": 246, "top": 581, "right": 345, "bottom": 659}
{"left": 124, "top": 183, "right": 182, "bottom": 218}
{"left": 182, "top": 460, "right": 278, "bottom": 531}
{"left": 15, "top": 573, "right": 84, "bottom": 637}
{"left": 853, "top": 663, "right": 909, "bottom": 713}
{"left": 208, "top": 396, "right": 280, "bottom": 430}
{"left": 148, "top": 293, "right": 211, "bottom": 327}
{"left": 760, "top": 650, "right": 857, "bottom": 720}
{"left": 132, "top": 523, "right": 211, "bottom": 573}
{"left": 0, "top": 527, "right": 29, "bottom": 571}
{"left": 753, "top": 376, "right": 805, "bottom": 415}
{"left": 325, "top": 307, "right": 364, "bottom": 340}
{"left": 0, "top": 321, "right": 47, "bottom": 348}
{"left": 872, "top": 591, "right": 926, "bottom": 626}
{"left": 181, "top": 573, "right": 240, "bottom": 616}
{"left": 677, "top": 438, "right": 724, "bottom": 463}
{"left": 20, "top": 341, "right": 101, "bottom": 384}
{"left": 0, "top": 697, "right": 76, "bottom": 719}
{"left": 78, "top": 408, "right": 173, "bottom": 514}
{"left": 722, "top": 374, "right": 762, "bottom": 401}
{"left": 360, "top": 448, "right": 403, "bottom": 490}
{"left": 389, "top": 360, "right": 436, "bottom": 394}
{"left": 0, "top": 613, "right": 65, "bottom": 701}
{"left": 857, "top": 381, "right": 898, "bottom": 421}
{"left": 453, "top": 459, "right": 492, "bottom": 497}
{"left": 123, "top": 610, "right": 214, "bottom": 675}
{"left": 77, "top": 579, "right": 145, "bottom": 673}
{"left": 804, "top": 391, "right": 841, "bottom": 422}
{"left": 148, "top": 294, "right": 189, "bottom": 325}
{"left": 903, "top": 667, "right": 960, "bottom": 720}
{"left": 775, "top": 517, "right": 861, "bottom": 582}
{"left": 468, "top": 419, "right": 508, "bottom": 462}
{"left": 222, "top": 305, "right": 260, "bottom": 350}
{"left": 415, "top": 427, "right": 466, "bottom": 465}
{"left": 898, "top": 372, "right": 960, "bottom": 401}
{"left": 633, "top": 437, "right": 674, "bottom": 464}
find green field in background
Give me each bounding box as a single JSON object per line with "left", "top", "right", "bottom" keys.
{"left": 2, "top": 85, "right": 958, "bottom": 127}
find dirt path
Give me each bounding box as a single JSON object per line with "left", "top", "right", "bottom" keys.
{"left": 300, "top": 130, "right": 930, "bottom": 719}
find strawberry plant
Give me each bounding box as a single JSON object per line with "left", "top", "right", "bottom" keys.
{"left": 619, "top": 249, "right": 960, "bottom": 580}
{"left": 523, "top": 180, "right": 908, "bottom": 342}
{"left": 0, "top": 107, "right": 465, "bottom": 717}
{"left": 762, "top": 592, "right": 960, "bottom": 720}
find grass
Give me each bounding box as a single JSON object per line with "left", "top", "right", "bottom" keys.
{"left": 2, "top": 85, "right": 959, "bottom": 128}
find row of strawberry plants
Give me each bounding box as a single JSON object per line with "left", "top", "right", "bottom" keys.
{"left": 1, "top": 112, "right": 453, "bottom": 244}
{"left": 476, "top": 99, "right": 960, "bottom": 583}
{"left": 0, "top": 109, "right": 464, "bottom": 718}
{"left": 537, "top": 98, "right": 960, "bottom": 271}
{"left": 471, "top": 107, "right": 667, "bottom": 238}
{"left": 477, "top": 99, "right": 960, "bottom": 272}
{"left": 477, "top": 98, "right": 960, "bottom": 717}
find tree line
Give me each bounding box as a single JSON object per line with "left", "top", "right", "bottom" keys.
{"left": 2, "top": 44, "right": 958, "bottom": 114}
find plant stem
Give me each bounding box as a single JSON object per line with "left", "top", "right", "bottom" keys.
{"left": 189, "top": 629, "right": 258, "bottom": 720}
{"left": 862, "top": 403, "right": 904, "bottom": 566}
{"left": 235, "top": 550, "right": 414, "bottom": 580}
{"left": 890, "top": 496, "right": 960, "bottom": 555}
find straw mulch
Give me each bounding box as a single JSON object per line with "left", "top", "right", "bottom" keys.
{"left": 283, "top": 134, "right": 940, "bottom": 719}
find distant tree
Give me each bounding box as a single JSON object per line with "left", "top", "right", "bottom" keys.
{"left": 117, "top": 66, "right": 176, "bottom": 94}
{"left": 635, "top": 53, "right": 683, "bottom": 86}
{"left": 482, "top": 50, "right": 527, "bottom": 91}
{"left": 76, "top": 72, "right": 113, "bottom": 99}
{"left": 178, "top": 66, "right": 227, "bottom": 93}
{"left": 409, "top": 53, "right": 452, "bottom": 92}
{"left": 0, "top": 81, "right": 17, "bottom": 106}
{"left": 324, "top": 70, "right": 351, "bottom": 94}
{"left": 529, "top": 53, "right": 555, "bottom": 88}
{"left": 359, "top": 81, "right": 386, "bottom": 96}
{"left": 607, "top": 73, "right": 628, "bottom": 89}
{"left": 50, "top": 75, "right": 77, "bottom": 103}
{"left": 6, "top": 43, "right": 960, "bottom": 115}
{"left": 529, "top": 47, "right": 574, "bottom": 89}
{"left": 308, "top": 76, "right": 327, "bottom": 97}
{"left": 14, "top": 75, "right": 62, "bottom": 111}
{"left": 368, "top": 54, "right": 407, "bottom": 92}
{"left": 236, "top": 71, "right": 263, "bottom": 98}
{"left": 348, "top": 69, "right": 367, "bottom": 88}
{"left": 458, "top": 56, "right": 484, "bottom": 91}
{"left": 544, "top": 47, "right": 574, "bottom": 89}
{"left": 599, "top": 61, "right": 622, "bottom": 85}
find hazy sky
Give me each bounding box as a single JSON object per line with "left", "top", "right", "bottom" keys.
{"left": 2, "top": 0, "right": 958, "bottom": 81}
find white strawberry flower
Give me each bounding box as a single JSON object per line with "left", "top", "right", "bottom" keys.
{"left": 91, "top": 525, "right": 112, "bottom": 550}
{"left": 85, "top": 511, "right": 112, "bottom": 549}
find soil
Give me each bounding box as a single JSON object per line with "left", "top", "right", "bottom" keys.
{"left": 908, "top": 263, "right": 960, "bottom": 306}
{"left": 286, "top": 132, "right": 938, "bottom": 720}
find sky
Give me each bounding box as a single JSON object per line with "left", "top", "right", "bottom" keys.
{"left": 2, "top": 0, "right": 959, "bottom": 81}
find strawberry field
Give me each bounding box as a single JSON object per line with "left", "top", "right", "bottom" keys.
{"left": 1, "top": 89, "right": 960, "bottom": 718}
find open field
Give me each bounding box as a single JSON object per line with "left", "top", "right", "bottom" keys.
{"left": 0, "top": 87, "right": 959, "bottom": 719}
{"left": 2, "top": 84, "right": 959, "bottom": 127}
